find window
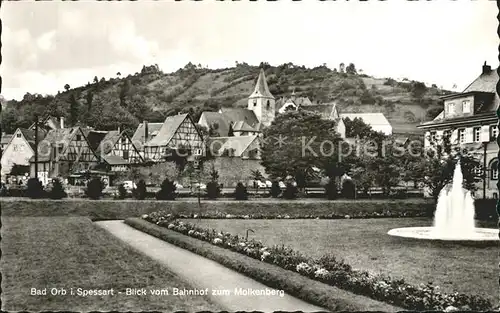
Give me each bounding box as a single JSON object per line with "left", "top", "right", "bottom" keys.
{"left": 473, "top": 127, "right": 481, "bottom": 142}
{"left": 491, "top": 159, "right": 498, "bottom": 180}
{"left": 490, "top": 125, "right": 498, "bottom": 141}
{"left": 122, "top": 150, "right": 129, "bottom": 160}
{"left": 76, "top": 134, "right": 82, "bottom": 141}
{"left": 253, "top": 101, "right": 257, "bottom": 107}
{"left": 430, "top": 131, "right": 437, "bottom": 142}
{"left": 458, "top": 128, "right": 465, "bottom": 144}
{"left": 447, "top": 102, "right": 456, "bottom": 115}
{"left": 16, "top": 133, "right": 21, "bottom": 138}
{"left": 462, "top": 100, "right": 471, "bottom": 113}
{"left": 266, "top": 100, "right": 270, "bottom": 109}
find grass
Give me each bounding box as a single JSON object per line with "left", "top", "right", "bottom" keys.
{"left": 183, "top": 217, "right": 498, "bottom": 304}
{"left": 0, "top": 198, "right": 434, "bottom": 220}
{"left": 125, "top": 217, "right": 401, "bottom": 312}
{"left": 0, "top": 216, "right": 223, "bottom": 312}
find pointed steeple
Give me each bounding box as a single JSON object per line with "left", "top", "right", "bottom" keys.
{"left": 249, "top": 68, "right": 274, "bottom": 99}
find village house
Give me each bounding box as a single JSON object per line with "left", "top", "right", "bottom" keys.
{"left": 418, "top": 62, "right": 498, "bottom": 198}
{"left": 143, "top": 113, "right": 204, "bottom": 162}
{"left": 28, "top": 115, "right": 64, "bottom": 132}
{"left": 1, "top": 128, "right": 47, "bottom": 179}
{"left": 29, "top": 126, "right": 100, "bottom": 185}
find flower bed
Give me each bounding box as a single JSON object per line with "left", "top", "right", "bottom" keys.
{"left": 141, "top": 211, "right": 493, "bottom": 311}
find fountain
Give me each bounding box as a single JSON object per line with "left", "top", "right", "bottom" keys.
{"left": 387, "top": 161, "right": 499, "bottom": 243}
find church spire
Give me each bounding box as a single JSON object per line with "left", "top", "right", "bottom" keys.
{"left": 249, "top": 68, "right": 274, "bottom": 99}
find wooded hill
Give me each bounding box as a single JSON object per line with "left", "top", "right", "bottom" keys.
{"left": 1, "top": 62, "right": 452, "bottom": 135}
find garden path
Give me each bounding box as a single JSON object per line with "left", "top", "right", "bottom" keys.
{"left": 96, "top": 220, "right": 326, "bottom": 312}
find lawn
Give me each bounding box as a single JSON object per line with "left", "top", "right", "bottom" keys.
{"left": 1, "top": 216, "right": 223, "bottom": 312}
{"left": 184, "top": 217, "right": 498, "bottom": 303}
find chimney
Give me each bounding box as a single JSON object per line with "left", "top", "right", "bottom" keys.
{"left": 60, "top": 117, "right": 64, "bottom": 129}
{"left": 117, "top": 126, "right": 121, "bottom": 134}
{"left": 143, "top": 120, "right": 148, "bottom": 142}
{"left": 482, "top": 61, "right": 492, "bottom": 75}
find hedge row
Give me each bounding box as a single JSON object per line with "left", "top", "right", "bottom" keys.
{"left": 1, "top": 198, "right": 434, "bottom": 220}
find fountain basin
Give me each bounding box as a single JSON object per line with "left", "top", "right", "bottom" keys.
{"left": 388, "top": 227, "right": 499, "bottom": 245}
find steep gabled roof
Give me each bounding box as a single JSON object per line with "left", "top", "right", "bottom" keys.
{"left": 96, "top": 131, "right": 121, "bottom": 155}
{"left": 249, "top": 68, "right": 274, "bottom": 99}
{"left": 86, "top": 130, "right": 109, "bottom": 152}
{"left": 463, "top": 67, "right": 498, "bottom": 94}
{"left": 131, "top": 122, "right": 163, "bottom": 150}
{"left": 207, "top": 135, "right": 259, "bottom": 157}
{"left": 28, "top": 115, "right": 61, "bottom": 131}
{"left": 144, "top": 114, "right": 189, "bottom": 147}
{"left": 302, "top": 103, "right": 339, "bottom": 120}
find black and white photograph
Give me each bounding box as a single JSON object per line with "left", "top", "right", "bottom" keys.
{"left": 0, "top": 0, "right": 498, "bottom": 312}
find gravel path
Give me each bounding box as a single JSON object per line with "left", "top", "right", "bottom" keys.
{"left": 96, "top": 220, "right": 326, "bottom": 312}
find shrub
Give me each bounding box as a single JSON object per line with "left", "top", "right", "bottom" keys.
{"left": 234, "top": 182, "right": 248, "bottom": 200}
{"left": 85, "top": 178, "right": 104, "bottom": 200}
{"left": 206, "top": 181, "right": 220, "bottom": 200}
{"left": 49, "top": 179, "right": 67, "bottom": 200}
{"left": 133, "top": 179, "right": 147, "bottom": 200}
{"left": 270, "top": 181, "right": 281, "bottom": 198}
{"left": 325, "top": 179, "right": 338, "bottom": 200}
{"left": 117, "top": 184, "right": 127, "bottom": 200}
{"left": 282, "top": 183, "right": 298, "bottom": 199}
{"left": 341, "top": 180, "right": 356, "bottom": 199}
{"left": 156, "top": 178, "right": 176, "bottom": 200}
{"left": 26, "top": 178, "right": 45, "bottom": 199}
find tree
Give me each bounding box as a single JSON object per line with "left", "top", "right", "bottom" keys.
{"left": 133, "top": 179, "right": 147, "bottom": 200}
{"left": 411, "top": 81, "right": 428, "bottom": 98}
{"left": 156, "top": 178, "right": 176, "bottom": 200}
{"left": 282, "top": 182, "right": 298, "bottom": 199}
{"left": 341, "top": 179, "right": 356, "bottom": 199}
{"left": 346, "top": 63, "right": 357, "bottom": 75}
{"left": 117, "top": 72, "right": 121, "bottom": 77}
{"left": 234, "top": 182, "right": 248, "bottom": 200}
{"left": 49, "top": 179, "right": 67, "bottom": 199}
{"left": 85, "top": 178, "right": 104, "bottom": 200}
{"left": 261, "top": 110, "right": 342, "bottom": 190}
{"left": 64, "top": 84, "right": 70, "bottom": 91}
{"left": 93, "top": 76, "right": 99, "bottom": 84}
{"left": 206, "top": 164, "right": 220, "bottom": 199}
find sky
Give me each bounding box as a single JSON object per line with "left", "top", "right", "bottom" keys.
{"left": 1, "top": 0, "right": 498, "bottom": 101}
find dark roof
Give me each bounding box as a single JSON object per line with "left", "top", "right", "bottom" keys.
{"left": 249, "top": 69, "right": 274, "bottom": 99}
{"left": 233, "top": 121, "right": 259, "bottom": 132}
{"left": 131, "top": 122, "right": 163, "bottom": 150}
{"left": 1, "top": 134, "right": 13, "bottom": 145}
{"left": 144, "top": 114, "right": 189, "bottom": 147}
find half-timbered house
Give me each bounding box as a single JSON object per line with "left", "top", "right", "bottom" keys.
{"left": 29, "top": 126, "right": 99, "bottom": 185}
{"left": 143, "top": 114, "right": 204, "bottom": 162}
{"left": 130, "top": 121, "right": 164, "bottom": 158}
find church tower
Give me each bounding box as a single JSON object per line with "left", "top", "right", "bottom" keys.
{"left": 248, "top": 68, "right": 275, "bottom": 127}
